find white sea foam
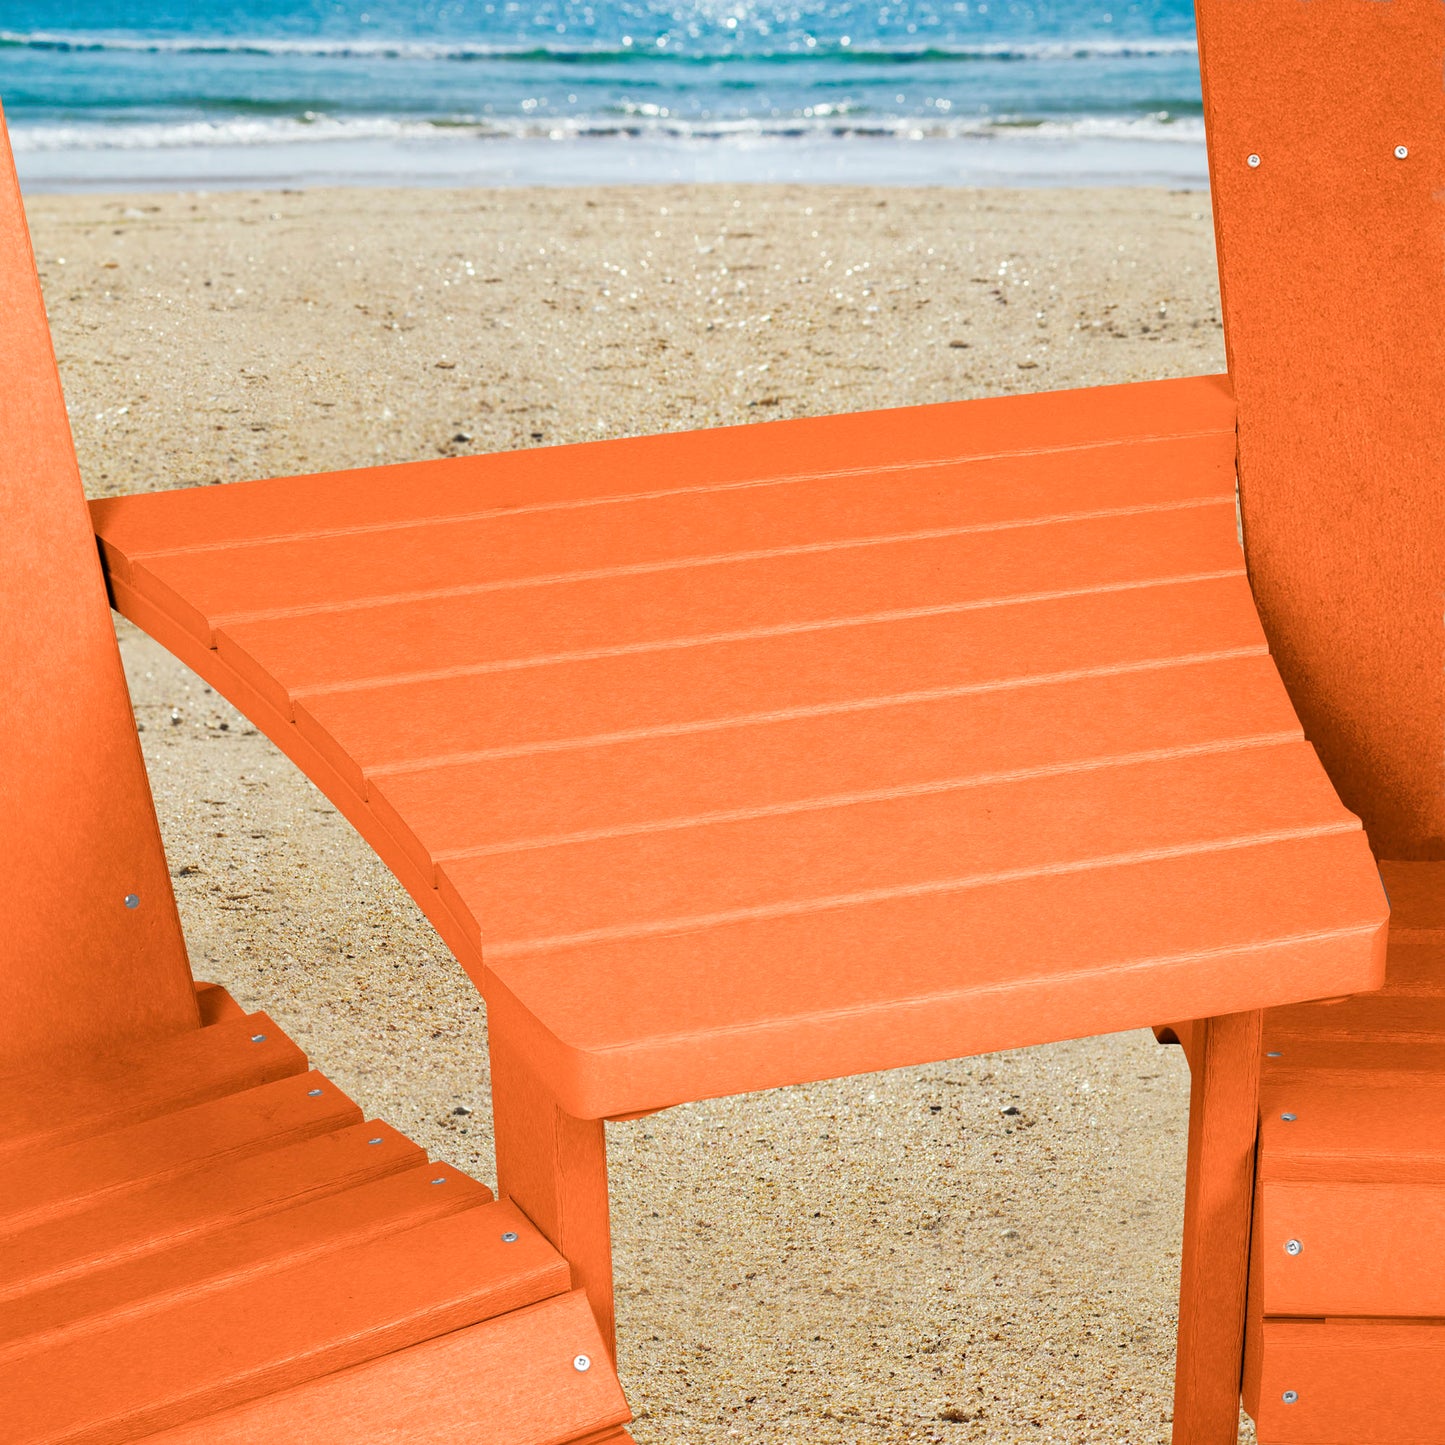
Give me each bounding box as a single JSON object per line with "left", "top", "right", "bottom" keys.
{"left": 8, "top": 116, "right": 448, "bottom": 152}
{"left": 7, "top": 110, "right": 1204, "bottom": 153}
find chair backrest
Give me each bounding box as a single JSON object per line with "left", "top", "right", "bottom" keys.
{"left": 0, "top": 104, "right": 198, "bottom": 1075}
{"left": 1197, "top": 0, "right": 1445, "bottom": 859}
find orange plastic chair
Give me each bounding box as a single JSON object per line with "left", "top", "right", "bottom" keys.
{"left": 0, "top": 111, "right": 630, "bottom": 1444}
{"left": 7, "top": 0, "right": 1439, "bottom": 1436}
{"left": 1176, "top": 4, "right": 1445, "bottom": 1441}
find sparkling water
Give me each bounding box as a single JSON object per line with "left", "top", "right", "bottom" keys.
{"left": 0, "top": 0, "right": 1206, "bottom": 187}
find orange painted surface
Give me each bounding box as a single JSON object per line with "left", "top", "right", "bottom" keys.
{"left": 90, "top": 371, "right": 1239, "bottom": 566}
{"left": 194, "top": 980, "right": 250, "bottom": 1026}
{"left": 1171, "top": 1009, "right": 1262, "bottom": 1445}
{"left": 1244, "top": 863, "right": 1445, "bottom": 1442}
{"left": 0, "top": 105, "right": 197, "bottom": 1074}
{"left": 0, "top": 1069, "right": 361, "bottom": 1235}
{"left": 1197, "top": 0, "right": 1445, "bottom": 857}
{"left": 1, "top": 1120, "right": 423, "bottom": 1302}
{"left": 103, "top": 568, "right": 475, "bottom": 965}
{"left": 0, "top": 1165, "right": 493, "bottom": 1360}
{"left": 0, "top": 1014, "right": 305, "bottom": 1163}
{"left": 139, "top": 1292, "right": 630, "bottom": 1445}
{"left": 491, "top": 1035, "right": 615, "bottom": 1352}
{"left": 1192, "top": 57, "right": 1445, "bottom": 1435}
{"left": 6, "top": 1204, "right": 566, "bottom": 1443}
{"left": 0, "top": 998, "right": 630, "bottom": 1443}
{"left": 89, "top": 376, "right": 1388, "bottom": 1123}
{"left": 375, "top": 638, "right": 1290, "bottom": 875}
{"left": 1252, "top": 1319, "right": 1445, "bottom": 1445}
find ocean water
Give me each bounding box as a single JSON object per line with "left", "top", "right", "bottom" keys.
{"left": 0, "top": 0, "right": 1207, "bottom": 189}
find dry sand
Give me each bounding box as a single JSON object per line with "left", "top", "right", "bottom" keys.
{"left": 30, "top": 183, "right": 1252, "bottom": 1443}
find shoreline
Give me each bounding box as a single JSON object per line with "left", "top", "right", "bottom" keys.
{"left": 14, "top": 131, "right": 1209, "bottom": 194}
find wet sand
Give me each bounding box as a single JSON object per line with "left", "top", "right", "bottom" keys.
{"left": 31, "top": 182, "right": 1251, "bottom": 1443}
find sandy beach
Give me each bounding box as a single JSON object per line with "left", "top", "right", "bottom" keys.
{"left": 30, "top": 183, "right": 1245, "bottom": 1443}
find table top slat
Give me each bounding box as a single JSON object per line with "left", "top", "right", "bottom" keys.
{"left": 91, "top": 374, "right": 1236, "bottom": 561}
{"left": 478, "top": 830, "right": 1382, "bottom": 1115}
{"left": 370, "top": 649, "right": 1301, "bottom": 872}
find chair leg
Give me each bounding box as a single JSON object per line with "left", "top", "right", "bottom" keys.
{"left": 1171, "top": 1008, "right": 1263, "bottom": 1445}
{"left": 489, "top": 1034, "right": 616, "bottom": 1360}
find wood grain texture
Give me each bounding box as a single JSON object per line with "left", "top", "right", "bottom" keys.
{"left": 1258, "top": 1064, "right": 1445, "bottom": 1186}
{"left": 375, "top": 636, "right": 1292, "bottom": 876}
{"left": 1196, "top": 0, "right": 1445, "bottom": 856}
{"left": 137, "top": 1291, "right": 630, "bottom": 1445}
{"left": 1260, "top": 1178, "right": 1445, "bottom": 1317}
{"left": 459, "top": 743, "right": 1352, "bottom": 954}
{"left": 1253, "top": 1319, "right": 1445, "bottom": 1444}
{"left": 0, "top": 106, "right": 197, "bottom": 1076}
{"left": 58, "top": 127, "right": 1395, "bottom": 1438}
{"left": 1171, "top": 1008, "right": 1263, "bottom": 1445}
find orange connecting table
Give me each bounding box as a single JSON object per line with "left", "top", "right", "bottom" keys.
{"left": 93, "top": 372, "right": 1388, "bottom": 1443}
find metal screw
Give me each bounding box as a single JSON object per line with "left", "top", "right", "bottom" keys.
{"left": 501, "top": 1231, "right": 519, "bottom": 1243}
{"left": 250, "top": 1034, "right": 267, "bottom": 1043}
{"left": 367, "top": 1137, "right": 383, "bottom": 1146}
{"left": 308, "top": 1088, "right": 323, "bottom": 1097}
{"left": 573, "top": 1354, "right": 592, "bottom": 1372}
{"left": 1266, "top": 1051, "right": 1282, "bottom": 1058}
{"left": 1285, "top": 1239, "right": 1302, "bottom": 1256}
{"left": 431, "top": 1176, "right": 447, "bottom": 1185}
{"left": 1281, "top": 1112, "right": 1297, "bottom": 1122}
{"left": 1247, "top": 153, "right": 1261, "bottom": 168}
{"left": 1282, "top": 1390, "right": 1299, "bottom": 1404}
{"left": 1395, "top": 144, "right": 1409, "bottom": 159}
{"left": 124, "top": 893, "right": 140, "bottom": 909}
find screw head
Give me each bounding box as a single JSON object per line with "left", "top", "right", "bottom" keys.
{"left": 430, "top": 1176, "right": 447, "bottom": 1185}
{"left": 124, "top": 893, "right": 140, "bottom": 909}
{"left": 1247, "top": 153, "right": 1261, "bottom": 168}
{"left": 250, "top": 1033, "right": 267, "bottom": 1043}
{"left": 1266, "top": 1051, "right": 1282, "bottom": 1058}
{"left": 1282, "top": 1390, "right": 1299, "bottom": 1404}
{"left": 1285, "top": 1239, "right": 1302, "bottom": 1256}
{"left": 501, "top": 1231, "right": 519, "bottom": 1243}
{"left": 1395, "top": 144, "right": 1409, "bottom": 159}
{"left": 367, "top": 1137, "right": 383, "bottom": 1146}
{"left": 573, "top": 1354, "right": 592, "bottom": 1372}
{"left": 308, "top": 1087, "right": 323, "bottom": 1097}
{"left": 1281, "top": 1112, "right": 1297, "bottom": 1122}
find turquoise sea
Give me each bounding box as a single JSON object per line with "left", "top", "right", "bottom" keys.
{"left": 0, "top": 0, "right": 1207, "bottom": 188}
